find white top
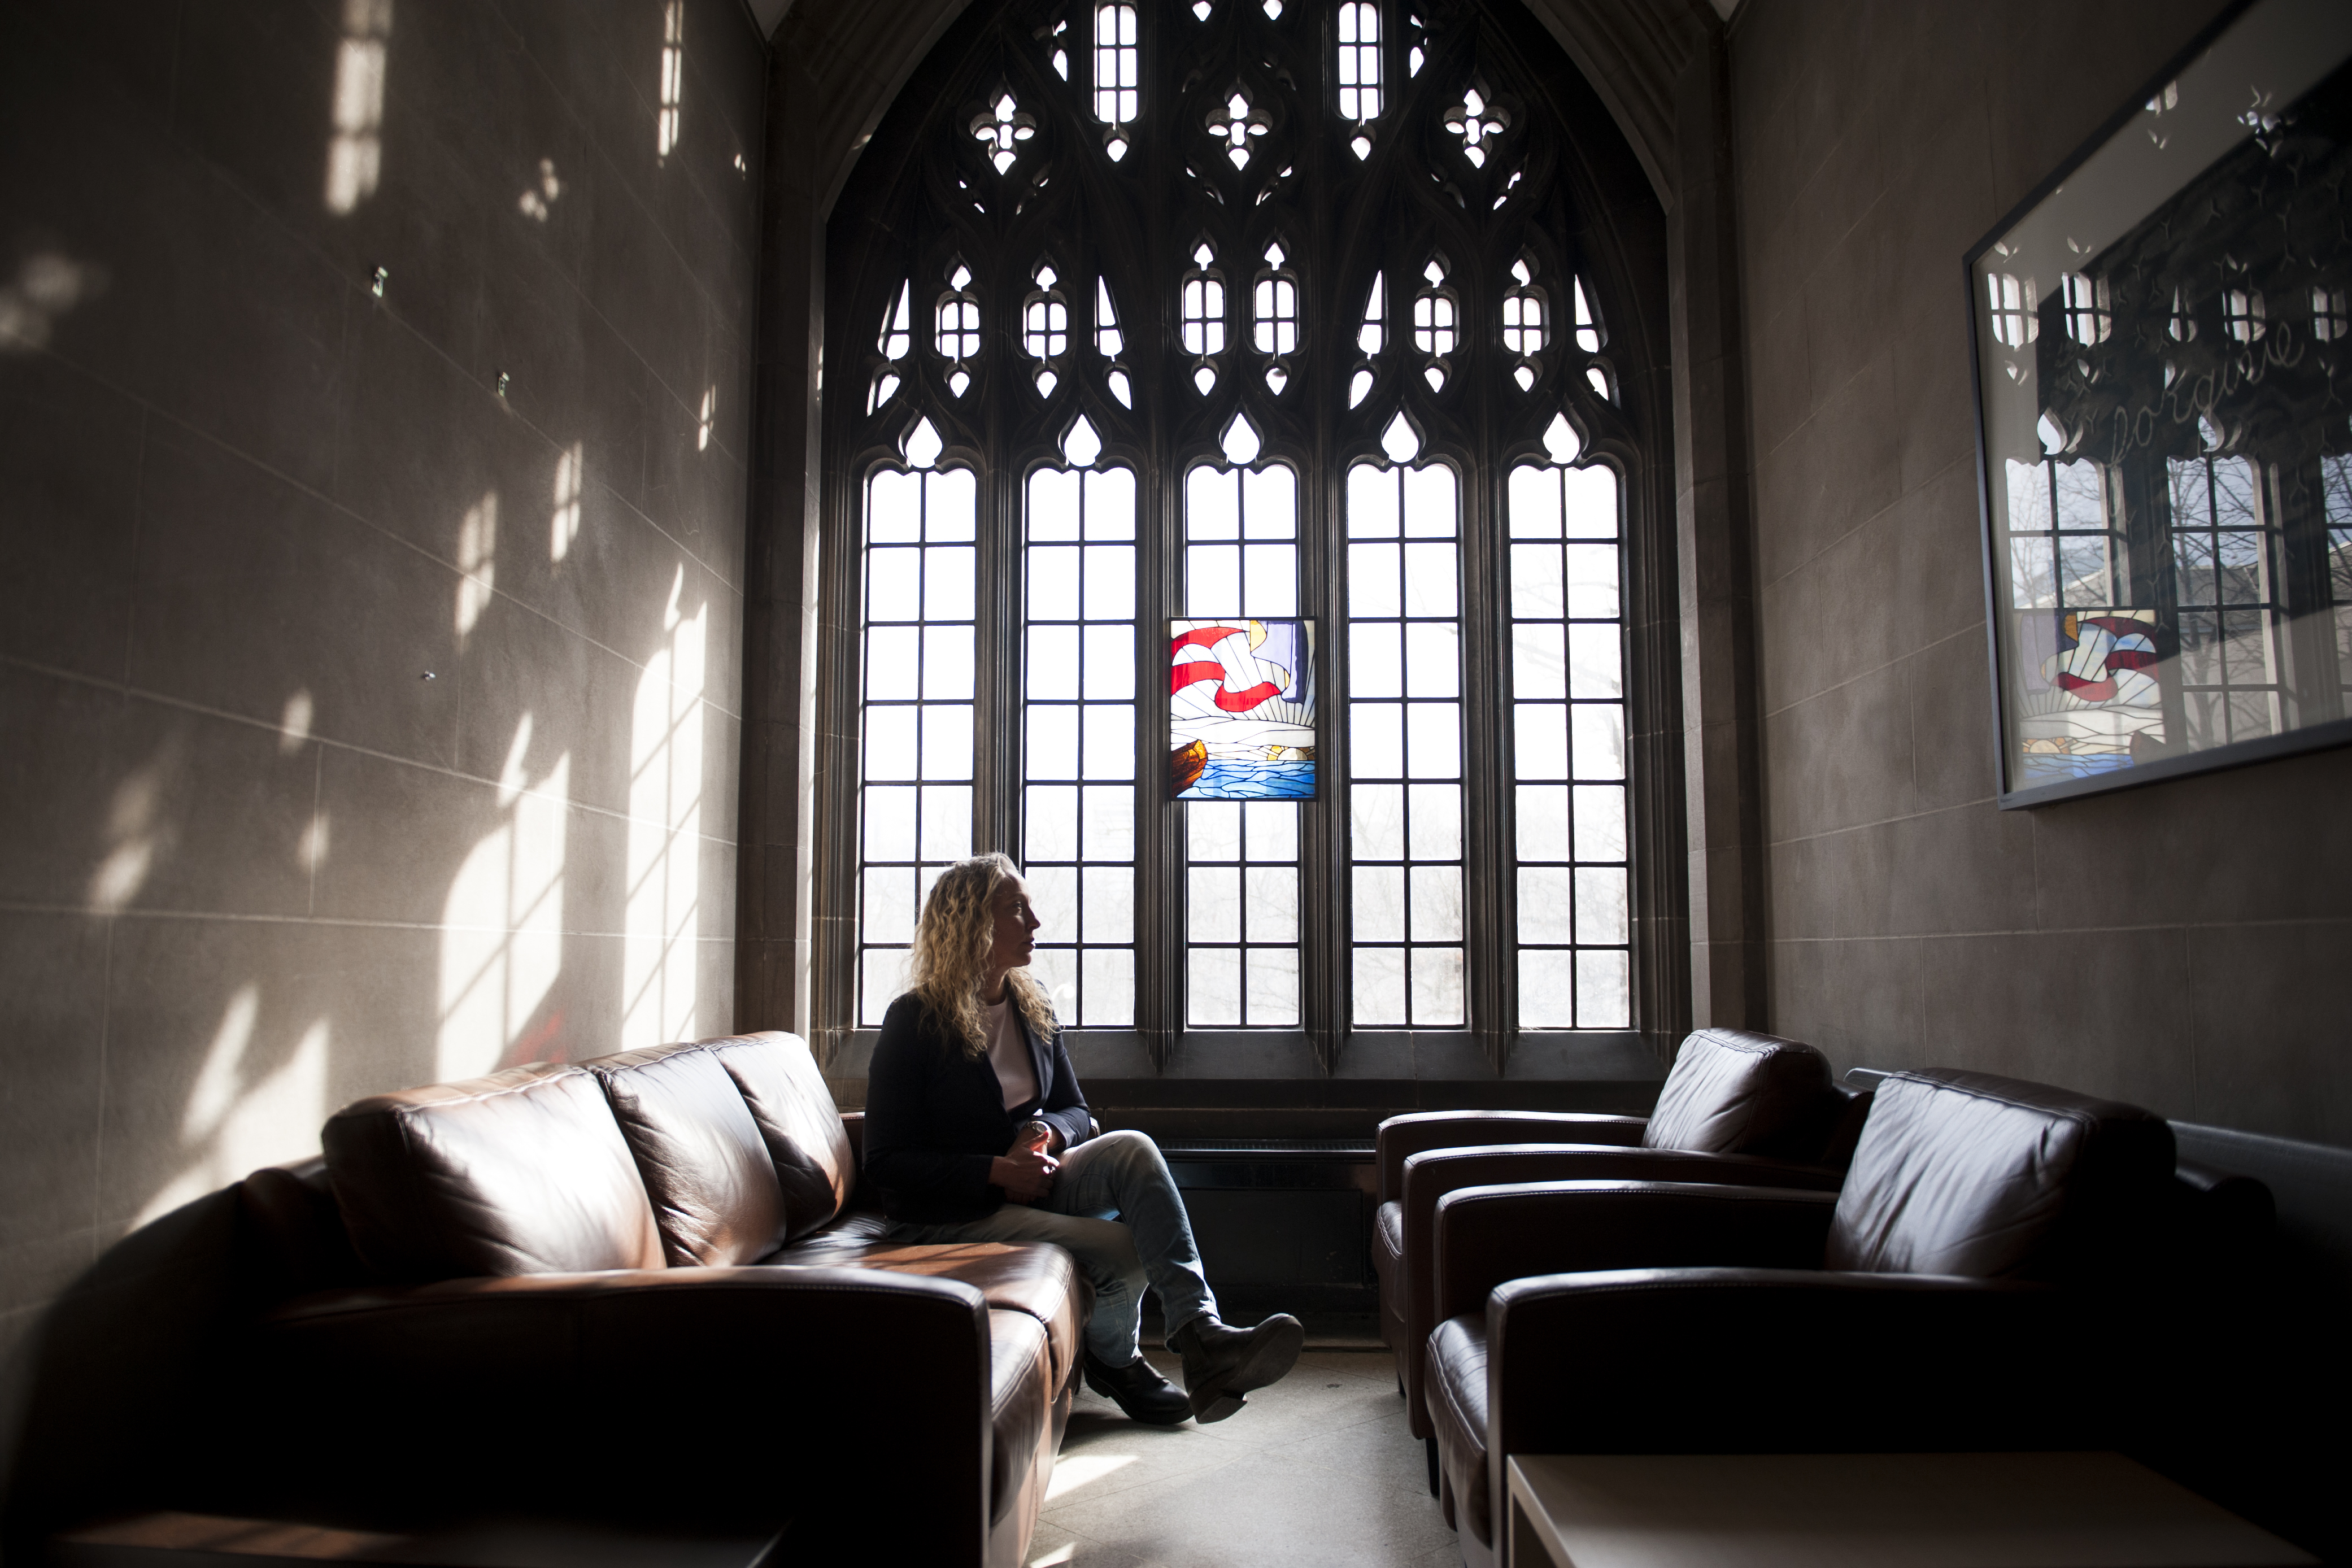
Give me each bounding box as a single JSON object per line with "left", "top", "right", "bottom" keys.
{"left": 983, "top": 998, "right": 1038, "bottom": 1110}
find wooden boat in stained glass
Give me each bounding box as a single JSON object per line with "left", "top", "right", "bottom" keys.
{"left": 1169, "top": 619, "right": 1316, "bottom": 800}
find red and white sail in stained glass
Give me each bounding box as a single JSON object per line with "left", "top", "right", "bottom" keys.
{"left": 1168, "top": 619, "right": 1316, "bottom": 799}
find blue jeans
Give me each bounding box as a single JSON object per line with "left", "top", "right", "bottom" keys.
{"left": 888, "top": 1129, "right": 1217, "bottom": 1366}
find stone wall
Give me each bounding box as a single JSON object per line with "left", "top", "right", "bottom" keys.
{"left": 1731, "top": 0, "right": 2352, "bottom": 1142}
{"left": 0, "top": 0, "right": 765, "bottom": 1369}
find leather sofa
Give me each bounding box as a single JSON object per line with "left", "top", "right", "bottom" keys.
{"left": 1373, "top": 1028, "right": 1868, "bottom": 1441}
{"left": 1421, "top": 1068, "right": 2188, "bottom": 1568}
{"left": 230, "top": 1031, "right": 1087, "bottom": 1568}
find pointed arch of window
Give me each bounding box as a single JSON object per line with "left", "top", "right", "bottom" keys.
{"left": 812, "top": 0, "right": 1686, "bottom": 1071}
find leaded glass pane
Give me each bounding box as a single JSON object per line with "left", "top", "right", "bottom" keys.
{"left": 1508, "top": 461, "right": 1630, "bottom": 1030}
{"left": 856, "top": 464, "right": 979, "bottom": 1023}
{"left": 1025, "top": 460, "right": 1139, "bottom": 1026}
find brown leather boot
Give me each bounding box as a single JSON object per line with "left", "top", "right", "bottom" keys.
{"left": 1172, "top": 1313, "right": 1305, "bottom": 1423}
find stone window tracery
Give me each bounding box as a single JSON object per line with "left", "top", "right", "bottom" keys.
{"left": 817, "top": 0, "right": 1672, "bottom": 1067}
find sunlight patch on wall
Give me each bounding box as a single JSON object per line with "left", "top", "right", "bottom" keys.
{"left": 456, "top": 490, "right": 497, "bottom": 639}
{"left": 551, "top": 443, "right": 583, "bottom": 562}
{"left": 278, "top": 689, "right": 313, "bottom": 754}
{"left": 517, "top": 158, "right": 562, "bottom": 221}
{"left": 325, "top": 0, "right": 394, "bottom": 215}
{"left": 437, "top": 714, "right": 570, "bottom": 1081}
{"left": 621, "top": 567, "right": 705, "bottom": 1051}
{"left": 137, "top": 994, "right": 329, "bottom": 1226}
{"left": 88, "top": 751, "right": 173, "bottom": 914}
{"left": 657, "top": 2, "right": 685, "bottom": 159}
{"left": 0, "top": 250, "right": 108, "bottom": 354}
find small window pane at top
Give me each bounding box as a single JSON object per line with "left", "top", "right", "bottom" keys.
{"left": 1094, "top": 4, "right": 1139, "bottom": 125}
{"left": 1338, "top": 2, "right": 1382, "bottom": 123}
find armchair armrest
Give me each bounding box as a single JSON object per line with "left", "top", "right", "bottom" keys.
{"left": 1431, "top": 1181, "right": 1836, "bottom": 1324}
{"left": 1401, "top": 1146, "right": 1841, "bottom": 1348}
{"left": 1394, "top": 1143, "right": 1836, "bottom": 1438}
{"left": 1484, "top": 1268, "right": 2105, "bottom": 1462}
{"left": 1376, "top": 1111, "right": 1647, "bottom": 1203}
{"left": 246, "top": 1267, "right": 992, "bottom": 1544}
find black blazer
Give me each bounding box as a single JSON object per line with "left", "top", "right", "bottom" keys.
{"left": 863, "top": 992, "right": 1094, "bottom": 1223}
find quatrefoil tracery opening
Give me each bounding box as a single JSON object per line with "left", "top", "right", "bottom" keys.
{"left": 1443, "top": 87, "right": 1508, "bottom": 168}
{"left": 1208, "top": 90, "right": 1271, "bottom": 171}
{"left": 973, "top": 92, "right": 1037, "bottom": 175}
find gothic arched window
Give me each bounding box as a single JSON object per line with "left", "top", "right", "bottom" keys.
{"left": 816, "top": 0, "right": 1680, "bottom": 1070}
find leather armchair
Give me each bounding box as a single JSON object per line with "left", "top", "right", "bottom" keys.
{"left": 1421, "top": 1068, "right": 2183, "bottom": 1568}
{"left": 1374, "top": 1028, "right": 1867, "bottom": 1437}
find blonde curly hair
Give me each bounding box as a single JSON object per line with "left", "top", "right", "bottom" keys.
{"left": 907, "top": 852, "right": 1055, "bottom": 1057}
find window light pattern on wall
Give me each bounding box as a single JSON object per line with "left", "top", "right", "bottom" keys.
{"left": 1025, "top": 417, "right": 1139, "bottom": 1026}
{"left": 1510, "top": 417, "right": 1630, "bottom": 1029}
{"left": 856, "top": 421, "right": 978, "bottom": 1025}
{"left": 1348, "top": 415, "right": 1464, "bottom": 1027}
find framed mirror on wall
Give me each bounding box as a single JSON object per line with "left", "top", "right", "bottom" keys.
{"left": 1968, "top": 0, "right": 2352, "bottom": 808}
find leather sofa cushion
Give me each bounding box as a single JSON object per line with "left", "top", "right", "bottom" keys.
{"left": 705, "top": 1033, "right": 857, "bottom": 1240}
{"left": 324, "top": 1065, "right": 664, "bottom": 1280}
{"left": 591, "top": 1044, "right": 789, "bottom": 1268}
{"left": 766, "top": 1233, "right": 1087, "bottom": 1390}
{"left": 988, "top": 1309, "right": 1053, "bottom": 1531}
{"left": 1426, "top": 1315, "right": 1491, "bottom": 1546}
{"left": 1827, "top": 1068, "right": 2175, "bottom": 1280}
{"left": 1641, "top": 1028, "right": 1835, "bottom": 1160}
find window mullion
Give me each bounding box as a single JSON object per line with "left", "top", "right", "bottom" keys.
{"left": 977, "top": 458, "right": 1021, "bottom": 864}
{"left": 1137, "top": 456, "right": 1185, "bottom": 1065}
{"left": 1297, "top": 432, "right": 1341, "bottom": 1068}
{"left": 1460, "top": 450, "right": 1513, "bottom": 1069}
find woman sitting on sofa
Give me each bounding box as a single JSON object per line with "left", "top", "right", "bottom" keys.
{"left": 864, "top": 851, "right": 1304, "bottom": 1426}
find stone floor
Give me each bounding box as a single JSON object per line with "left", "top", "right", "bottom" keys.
{"left": 1027, "top": 1348, "right": 1463, "bottom": 1568}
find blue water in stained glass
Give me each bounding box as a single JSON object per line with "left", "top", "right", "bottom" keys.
{"left": 1182, "top": 760, "right": 1316, "bottom": 800}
